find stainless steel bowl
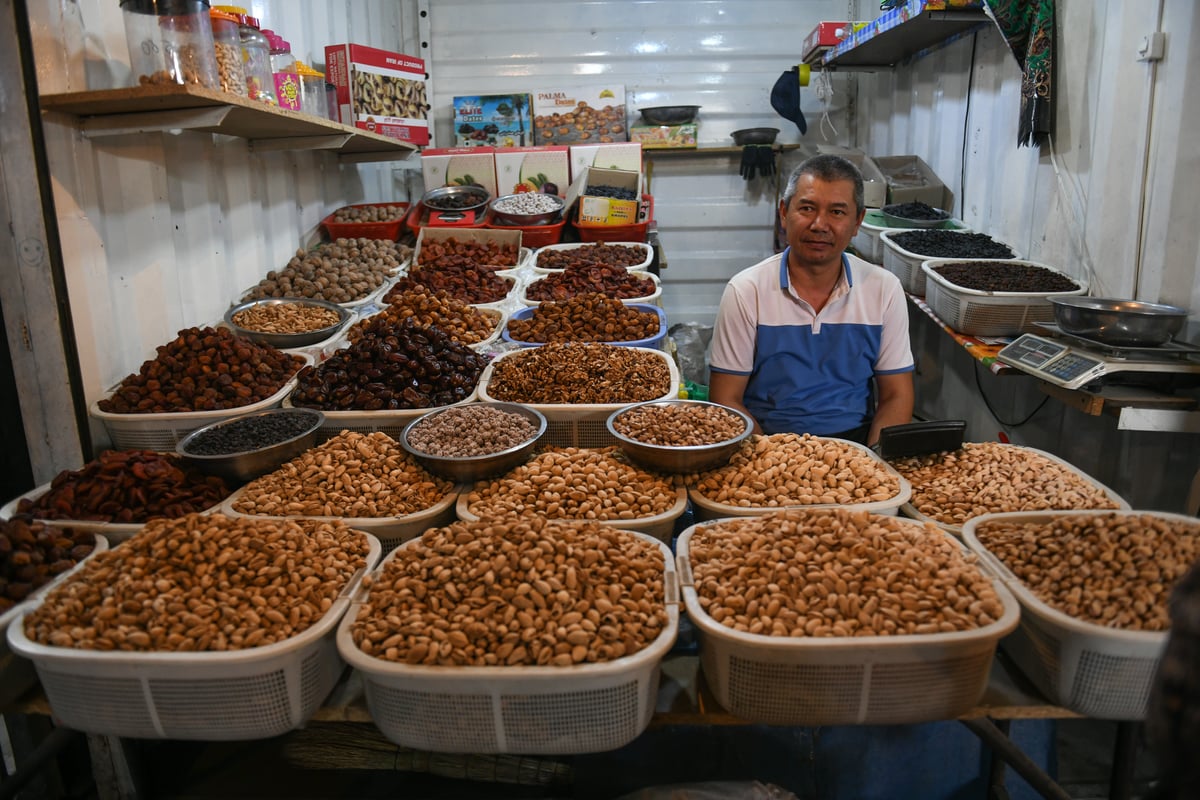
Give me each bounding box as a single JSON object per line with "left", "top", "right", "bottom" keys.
{"left": 421, "top": 185, "right": 491, "bottom": 215}
{"left": 224, "top": 298, "right": 352, "bottom": 349}
{"left": 730, "top": 127, "right": 779, "bottom": 146}
{"left": 607, "top": 400, "right": 753, "bottom": 474}
{"left": 1049, "top": 296, "right": 1191, "bottom": 347}
{"left": 400, "top": 402, "right": 547, "bottom": 483}
{"left": 638, "top": 105, "right": 700, "bottom": 126}
{"left": 177, "top": 408, "right": 324, "bottom": 483}
{"left": 490, "top": 193, "right": 566, "bottom": 226}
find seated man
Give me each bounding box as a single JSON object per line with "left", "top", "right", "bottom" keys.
{"left": 709, "top": 154, "right": 914, "bottom": 445}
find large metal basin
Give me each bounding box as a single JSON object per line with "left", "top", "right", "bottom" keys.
{"left": 1049, "top": 296, "right": 1190, "bottom": 346}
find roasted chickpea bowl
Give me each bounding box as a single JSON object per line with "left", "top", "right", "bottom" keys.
{"left": 399, "top": 402, "right": 547, "bottom": 483}
{"left": 607, "top": 400, "right": 753, "bottom": 474}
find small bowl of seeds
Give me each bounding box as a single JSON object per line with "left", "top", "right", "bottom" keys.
{"left": 607, "top": 400, "right": 753, "bottom": 474}
{"left": 224, "top": 297, "right": 353, "bottom": 349}
{"left": 176, "top": 407, "right": 324, "bottom": 483}
{"left": 399, "top": 402, "right": 547, "bottom": 483}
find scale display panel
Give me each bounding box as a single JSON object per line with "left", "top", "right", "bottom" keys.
{"left": 998, "top": 334, "right": 1107, "bottom": 389}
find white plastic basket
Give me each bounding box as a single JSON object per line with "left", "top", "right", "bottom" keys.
{"left": 336, "top": 531, "right": 679, "bottom": 754}
{"left": 458, "top": 484, "right": 687, "bottom": 543}
{"left": 283, "top": 391, "right": 479, "bottom": 443}
{"left": 879, "top": 229, "right": 1018, "bottom": 296}
{"left": 476, "top": 346, "right": 680, "bottom": 448}
{"left": 922, "top": 259, "right": 1088, "bottom": 337}
{"left": 411, "top": 226, "right": 528, "bottom": 272}
{"left": 678, "top": 517, "right": 1019, "bottom": 725}
{"left": 519, "top": 271, "right": 663, "bottom": 308}
{"left": 688, "top": 438, "right": 912, "bottom": 521}
{"left": 6, "top": 534, "right": 382, "bottom": 739}
{"left": 89, "top": 353, "right": 312, "bottom": 451}
{"left": 502, "top": 303, "right": 668, "bottom": 350}
{"left": 961, "top": 509, "right": 1194, "bottom": 719}
{"left": 899, "top": 445, "right": 1130, "bottom": 537}
{"left": 0, "top": 533, "right": 108, "bottom": 708}
{"left": 222, "top": 485, "right": 458, "bottom": 552}
{"left": 851, "top": 213, "right": 968, "bottom": 264}
{"left": 532, "top": 242, "right": 653, "bottom": 274}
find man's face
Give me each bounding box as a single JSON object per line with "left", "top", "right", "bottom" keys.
{"left": 779, "top": 175, "right": 865, "bottom": 272}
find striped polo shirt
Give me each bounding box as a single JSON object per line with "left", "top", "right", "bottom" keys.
{"left": 709, "top": 249, "right": 914, "bottom": 435}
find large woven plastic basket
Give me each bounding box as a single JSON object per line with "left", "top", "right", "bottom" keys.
{"left": 879, "top": 229, "right": 1017, "bottom": 296}
{"left": 962, "top": 510, "right": 1194, "bottom": 719}
{"left": 336, "top": 532, "right": 678, "bottom": 754}
{"left": 922, "top": 259, "right": 1087, "bottom": 337}
{"left": 678, "top": 517, "right": 1018, "bottom": 725}
{"left": 531, "top": 242, "right": 653, "bottom": 274}
{"left": 7, "top": 534, "right": 381, "bottom": 739}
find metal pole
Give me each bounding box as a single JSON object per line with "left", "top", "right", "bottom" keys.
{"left": 960, "top": 718, "right": 1073, "bottom": 800}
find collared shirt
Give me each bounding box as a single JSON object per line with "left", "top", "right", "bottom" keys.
{"left": 709, "top": 248, "right": 914, "bottom": 435}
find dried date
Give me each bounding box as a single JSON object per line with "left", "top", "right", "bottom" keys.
{"left": 526, "top": 263, "right": 655, "bottom": 302}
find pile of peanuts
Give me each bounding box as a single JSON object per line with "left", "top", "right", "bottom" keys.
{"left": 242, "top": 238, "right": 406, "bottom": 304}
{"left": 22, "top": 514, "right": 371, "bottom": 652}
{"left": 230, "top": 430, "right": 453, "bottom": 518}
{"left": 507, "top": 294, "right": 660, "bottom": 344}
{"left": 332, "top": 204, "right": 408, "bottom": 223}
{"left": 16, "top": 450, "right": 230, "bottom": 523}
{"left": 406, "top": 405, "right": 540, "bottom": 457}
{"left": 464, "top": 446, "right": 678, "bottom": 522}
{"left": 974, "top": 512, "right": 1200, "bottom": 631}
{"left": 349, "top": 517, "right": 668, "bottom": 666}
{"left": 350, "top": 285, "right": 498, "bottom": 345}
{"left": 526, "top": 264, "right": 656, "bottom": 302}
{"left": 689, "top": 508, "right": 1004, "bottom": 637}
{"left": 689, "top": 434, "right": 901, "bottom": 508}
{"left": 213, "top": 42, "right": 247, "bottom": 96}
{"left": 230, "top": 302, "right": 342, "bottom": 335}
{"left": 889, "top": 442, "right": 1121, "bottom": 526}
{"left": 613, "top": 403, "right": 747, "bottom": 447}
{"left": 385, "top": 269, "right": 513, "bottom": 306}
{"left": 97, "top": 327, "right": 304, "bottom": 413}
{"left": 1, "top": 519, "right": 97, "bottom": 613}
{"left": 416, "top": 238, "right": 520, "bottom": 269}
{"left": 535, "top": 243, "right": 647, "bottom": 271}
{"left": 484, "top": 343, "right": 672, "bottom": 404}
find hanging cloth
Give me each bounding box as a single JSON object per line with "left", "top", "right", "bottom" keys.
{"left": 985, "top": 0, "right": 1055, "bottom": 147}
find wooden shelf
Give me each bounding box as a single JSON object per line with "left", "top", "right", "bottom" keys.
{"left": 38, "top": 84, "right": 419, "bottom": 162}
{"left": 821, "top": 3, "right": 990, "bottom": 71}
{"left": 642, "top": 143, "right": 801, "bottom": 158}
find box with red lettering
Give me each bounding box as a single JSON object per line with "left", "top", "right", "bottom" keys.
{"left": 325, "top": 43, "right": 429, "bottom": 145}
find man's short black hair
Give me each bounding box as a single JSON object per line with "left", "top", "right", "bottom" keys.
{"left": 782, "top": 154, "right": 865, "bottom": 214}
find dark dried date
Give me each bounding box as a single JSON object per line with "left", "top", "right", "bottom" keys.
{"left": 0, "top": 518, "right": 96, "bottom": 611}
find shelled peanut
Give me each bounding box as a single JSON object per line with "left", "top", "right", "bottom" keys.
{"left": 484, "top": 342, "right": 671, "bottom": 404}
{"left": 22, "top": 514, "right": 370, "bottom": 651}
{"left": 688, "top": 433, "right": 901, "bottom": 507}
{"left": 230, "top": 430, "right": 453, "bottom": 518}
{"left": 612, "top": 402, "right": 746, "bottom": 447}
{"left": 889, "top": 442, "right": 1120, "bottom": 526}
{"left": 689, "top": 508, "right": 1003, "bottom": 637}
{"left": 974, "top": 512, "right": 1200, "bottom": 631}
{"left": 350, "top": 284, "right": 498, "bottom": 345}
{"left": 0, "top": 519, "right": 97, "bottom": 613}
{"left": 507, "top": 293, "right": 659, "bottom": 344}
{"left": 416, "top": 238, "right": 520, "bottom": 269}
{"left": 349, "top": 517, "right": 668, "bottom": 666}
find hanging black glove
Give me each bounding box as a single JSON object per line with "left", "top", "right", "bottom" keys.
{"left": 739, "top": 145, "right": 756, "bottom": 180}
{"left": 755, "top": 145, "right": 776, "bottom": 178}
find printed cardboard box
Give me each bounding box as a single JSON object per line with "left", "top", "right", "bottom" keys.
{"left": 420, "top": 147, "right": 498, "bottom": 199}
{"left": 568, "top": 143, "right": 643, "bottom": 183}
{"left": 452, "top": 94, "right": 534, "bottom": 147}
{"left": 494, "top": 146, "right": 570, "bottom": 198}
{"left": 873, "top": 154, "right": 948, "bottom": 208}
{"left": 532, "top": 84, "right": 627, "bottom": 146}
{"left": 566, "top": 166, "right": 641, "bottom": 226}
{"left": 629, "top": 124, "right": 698, "bottom": 149}
{"left": 325, "top": 43, "right": 428, "bottom": 145}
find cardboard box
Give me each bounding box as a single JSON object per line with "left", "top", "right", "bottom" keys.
{"left": 802, "top": 21, "right": 852, "bottom": 63}
{"left": 493, "top": 146, "right": 570, "bottom": 197}
{"left": 567, "top": 166, "right": 641, "bottom": 226}
{"left": 532, "top": 84, "right": 627, "bottom": 146}
{"left": 795, "top": 144, "right": 888, "bottom": 209}
{"left": 872, "top": 155, "right": 948, "bottom": 208}
{"left": 325, "top": 43, "right": 428, "bottom": 145}
{"left": 568, "top": 142, "right": 643, "bottom": 183}
{"left": 452, "top": 94, "right": 533, "bottom": 147}
{"left": 420, "top": 147, "right": 498, "bottom": 199}
{"left": 629, "top": 123, "right": 697, "bottom": 149}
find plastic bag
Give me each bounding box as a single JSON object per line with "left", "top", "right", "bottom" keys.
{"left": 668, "top": 322, "right": 713, "bottom": 387}
{"left": 614, "top": 780, "right": 800, "bottom": 800}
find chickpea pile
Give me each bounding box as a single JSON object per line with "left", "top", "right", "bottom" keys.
{"left": 688, "top": 433, "right": 901, "bottom": 508}
{"left": 22, "top": 514, "right": 371, "bottom": 652}
{"left": 889, "top": 442, "right": 1120, "bottom": 526}
{"left": 689, "top": 508, "right": 1004, "bottom": 637}
{"left": 465, "top": 446, "right": 679, "bottom": 522}
{"left": 974, "top": 512, "right": 1200, "bottom": 631}
{"left": 349, "top": 517, "right": 668, "bottom": 666}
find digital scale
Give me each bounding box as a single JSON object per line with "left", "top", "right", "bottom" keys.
{"left": 997, "top": 324, "right": 1200, "bottom": 391}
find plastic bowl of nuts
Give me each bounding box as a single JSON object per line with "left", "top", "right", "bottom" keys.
{"left": 399, "top": 402, "right": 547, "bottom": 483}
{"left": 607, "top": 400, "right": 754, "bottom": 474}
{"left": 224, "top": 297, "right": 353, "bottom": 349}
{"left": 176, "top": 407, "right": 324, "bottom": 483}
{"left": 490, "top": 193, "right": 566, "bottom": 226}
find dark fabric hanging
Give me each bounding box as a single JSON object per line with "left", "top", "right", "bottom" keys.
{"left": 985, "top": 0, "right": 1055, "bottom": 147}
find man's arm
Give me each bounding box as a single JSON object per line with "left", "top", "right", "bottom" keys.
{"left": 867, "top": 371, "right": 914, "bottom": 446}
{"left": 709, "top": 371, "right": 764, "bottom": 434}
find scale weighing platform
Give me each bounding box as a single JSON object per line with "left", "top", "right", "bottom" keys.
{"left": 997, "top": 327, "right": 1200, "bottom": 391}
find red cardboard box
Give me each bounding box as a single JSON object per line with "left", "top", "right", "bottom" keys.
{"left": 802, "top": 22, "right": 851, "bottom": 63}
{"left": 325, "top": 43, "right": 429, "bottom": 145}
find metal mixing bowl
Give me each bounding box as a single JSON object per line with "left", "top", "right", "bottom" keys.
{"left": 490, "top": 193, "right": 565, "bottom": 226}
{"left": 421, "top": 185, "right": 491, "bottom": 215}
{"left": 730, "top": 127, "right": 779, "bottom": 146}
{"left": 638, "top": 105, "right": 700, "bottom": 125}
{"left": 1049, "top": 296, "right": 1191, "bottom": 346}
{"left": 224, "top": 298, "right": 352, "bottom": 349}
{"left": 400, "top": 402, "right": 547, "bottom": 483}
{"left": 177, "top": 408, "right": 324, "bottom": 483}
{"left": 607, "top": 400, "right": 753, "bottom": 474}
